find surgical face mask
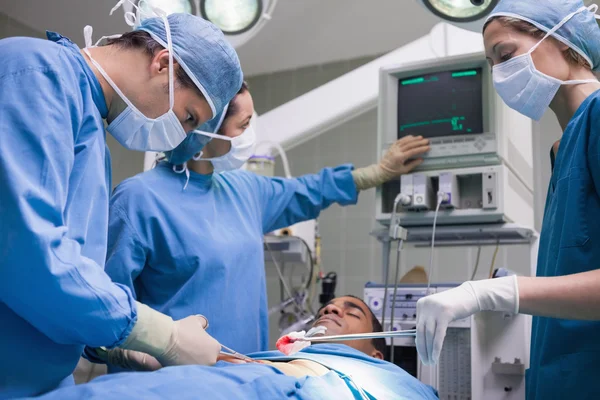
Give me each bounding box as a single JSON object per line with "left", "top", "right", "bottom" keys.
{"left": 493, "top": 5, "right": 599, "bottom": 121}
{"left": 82, "top": 4, "right": 187, "bottom": 152}
{"left": 192, "top": 125, "right": 256, "bottom": 173}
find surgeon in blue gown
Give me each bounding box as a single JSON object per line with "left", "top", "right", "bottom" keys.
{"left": 98, "top": 82, "right": 430, "bottom": 370}
{"left": 0, "top": 3, "right": 243, "bottom": 398}
{"left": 415, "top": 1, "right": 600, "bottom": 398}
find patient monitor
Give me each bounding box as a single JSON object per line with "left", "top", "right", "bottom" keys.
{"left": 376, "top": 52, "right": 534, "bottom": 228}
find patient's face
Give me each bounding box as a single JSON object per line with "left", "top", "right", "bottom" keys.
{"left": 314, "top": 296, "right": 382, "bottom": 359}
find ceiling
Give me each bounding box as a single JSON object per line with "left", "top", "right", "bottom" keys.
{"left": 0, "top": 0, "right": 439, "bottom": 76}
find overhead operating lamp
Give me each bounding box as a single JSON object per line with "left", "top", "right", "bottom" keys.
{"left": 123, "top": 0, "right": 278, "bottom": 49}
{"left": 417, "top": 0, "right": 500, "bottom": 32}
{"left": 138, "top": 0, "right": 192, "bottom": 15}
{"left": 198, "top": 0, "right": 278, "bottom": 48}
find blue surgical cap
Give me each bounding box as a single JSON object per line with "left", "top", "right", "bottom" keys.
{"left": 486, "top": 0, "right": 600, "bottom": 70}
{"left": 164, "top": 104, "right": 228, "bottom": 165}
{"left": 137, "top": 13, "right": 243, "bottom": 118}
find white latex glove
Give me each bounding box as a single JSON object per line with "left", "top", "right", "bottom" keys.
{"left": 351, "top": 136, "right": 430, "bottom": 190}
{"left": 415, "top": 276, "right": 519, "bottom": 365}
{"left": 120, "top": 302, "right": 221, "bottom": 366}
{"left": 157, "top": 316, "right": 221, "bottom": 366}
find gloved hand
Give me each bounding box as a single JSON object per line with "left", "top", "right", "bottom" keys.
{"left": 120, "top": 302, "right": 221, "bottom": 367}
{"left": 158, "top": 316, "right": 221, "bottom": 366}
{"left": 105, "top": 348, "right": 163, "bottom": 371}
{"left": 415, "top": 276, "right": 519, "bottom": 365}
{"left": 351, "top": 135, "right": 430, "bottom": 190}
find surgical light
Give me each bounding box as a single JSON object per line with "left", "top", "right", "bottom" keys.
{"left": 417, "top": 0, "right": 499, "bottom": 32}
{"left": 123, "top": 0, "right": 277, "bottom": 49}
{"left": 139, "top": 0, "right": 192, "bottom": 15}
{"left": 200, "top": 0, "right": 262, "bottom": 34}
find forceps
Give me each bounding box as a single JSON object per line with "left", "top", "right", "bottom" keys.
{"left": 220, "top": 345, "right": 255, "bottom": 362}
{"left": 296, "top": 329, "right": 416, "bottom": 343}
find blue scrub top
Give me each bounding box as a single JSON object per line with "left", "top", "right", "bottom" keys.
{"left": 0, "top": 33, "right": 137, "bottom": 398}
{"left": 529, "top": 89, "right": 600, "bottom": 399}
{"left": 104, "top": 162, "right": 358, "bottom": 367}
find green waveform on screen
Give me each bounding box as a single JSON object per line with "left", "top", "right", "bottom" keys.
{"left": 400, "top": 76, "right": 440, "bottom": 85}
{"left": 400, "top": 116, "right": 466, "bottom": 132}
{"left": 452, "top": 70, "right": 478, "bottom": 78}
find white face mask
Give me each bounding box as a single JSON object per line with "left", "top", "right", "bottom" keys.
{"left": 82, "top": 2, "right": 187, "bottom": 152}
{"left": 493, "top": 5, "right": 600, "bottom": 121}
{"left": 192, "top": 125, "right": 256, "bottom": 173}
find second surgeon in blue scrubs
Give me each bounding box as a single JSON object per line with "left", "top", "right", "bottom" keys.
{"left": 101, "top": 81, "right": 430, "bottom": 369}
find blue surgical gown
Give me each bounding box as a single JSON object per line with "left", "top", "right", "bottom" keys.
{"left": 31, "top": 345, "right": 439, "bottom": 400}
{"left": 104, "top": 162, "right": 358, "bottom": 366}
{"left": 0, "top": 33, "right": 136, "bottom": 398}
{"left": 528, "top": 89, "right": 600, "bottom": 399}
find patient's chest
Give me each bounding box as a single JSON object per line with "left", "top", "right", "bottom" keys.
{"left": 258, "top": 359, "right": 330, "bottom": 377}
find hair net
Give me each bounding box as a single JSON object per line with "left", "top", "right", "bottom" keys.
{"left": 486, "top": 0, "right": 600, "bottom": 70}
{"left": 165, "top": 104, "right": 228, "bottom": 165}
{"left": 137, "top": 13, "right": 243, "bottom": 118}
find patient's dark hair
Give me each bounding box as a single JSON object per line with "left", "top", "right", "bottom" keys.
{"left": 346, "top": 295, "right": 387, "bottom": 358}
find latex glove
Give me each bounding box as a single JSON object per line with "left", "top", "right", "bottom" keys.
{"left": 120, "top": 302, "right": 220, "bottom": 366}
{"left": 351, "top": 135, "right": 430, "bottom": 190}
{"left": 105, "top": 348, "right": 162, "bottom": 371}
{"left": 158, "top": 316, "right": 221, "bottom": 366}
{"left": 415, "top": 276, "right": 519, "bottom": 365}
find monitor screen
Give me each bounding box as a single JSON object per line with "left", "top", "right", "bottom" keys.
{"left": 397, "top": 68, "right": 483, "bottom": 139}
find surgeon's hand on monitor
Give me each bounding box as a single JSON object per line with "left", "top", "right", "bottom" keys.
{"left": 352, "top": 135, "right": 430, "bottom": 191}
{"left": 120, "top": 302, "right": 221, "bottom": 367}
{"left": 415, "top": 276, "right": 519, "bottom": 365}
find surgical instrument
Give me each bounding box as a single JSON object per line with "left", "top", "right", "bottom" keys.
{"left": 296, "top": 329, "right": 416, "bottom": 343}
{"left": 220, "top": 345, "right": 255, "bottom": 362}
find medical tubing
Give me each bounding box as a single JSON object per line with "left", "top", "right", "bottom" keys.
{"left": 488, "top": 240, "right": 500, "bottom": 278}
{"left": 265, "top": 240, "right": 297, "bottom": 305}
{"left": 426, "top": 193, "right": 445, "bottom": 292}
{"left": 307, "top": 228, "right": 322, "bottom": 314}
{"left": 389, "top": 239, "right": 404, "bottom": 365}
{"left": 255, "top": 141, "right": 292, "bottom": 178}
{"left": 290, "top": 235, "right": 315, "bottom": 292}
{"left": 470, "top": 246, "right": 482, "bottom": 281}
{"left": 381, "top": 248, "right": 390, "bottom": 336}
{"left": 382, "top": 193, "right": 405, "bottom": 337}
{"left": 288, "top": 263, "right": 297, "bottom": 293}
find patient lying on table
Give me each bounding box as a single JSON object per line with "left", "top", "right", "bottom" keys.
{"left": 34, "top": 296, "right": 438, "bottom": 399}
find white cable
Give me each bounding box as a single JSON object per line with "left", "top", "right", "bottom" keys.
{"left": 265, "top": 240, "right": 296, "bottom": 303}
{"left": 255, "top": 141, "right": 292, "bottom": 178}
{"left": 417, "top": 191, "right": 444, "bottom": 379}
{"left": 389, "top": 238, "right": 404, "bottom": 365}
{"left": 382, "top": 193, "right": 405, "bottom": 335}
{"left": 426, "top": 192, "right": 446, "bottom": 292}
